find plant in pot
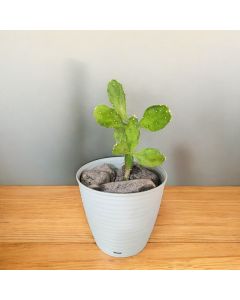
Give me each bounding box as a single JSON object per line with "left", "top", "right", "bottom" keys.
{"left": 76, "top": 80, "right": 172, "bottom": 257}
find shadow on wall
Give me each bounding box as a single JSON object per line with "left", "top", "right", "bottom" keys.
{"left": 172, "top": 145, "right": 198, "bottom": 185}
{"left": 65, "top": 60, "right": 86, "bottom": 183}
{"left": 64, "top": 60, "right": 113, "bottom": 184}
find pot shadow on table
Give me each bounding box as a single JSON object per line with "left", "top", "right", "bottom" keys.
{"left": 65, "top": 60, "right": 113, "bottom": 185}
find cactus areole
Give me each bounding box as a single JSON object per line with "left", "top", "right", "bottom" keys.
{"left": 93, "top": 80, "right": 172, "bottom": 180}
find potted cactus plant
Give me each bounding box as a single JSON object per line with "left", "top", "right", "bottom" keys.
{"left": 76, "top": 80, "right": 172, "bottom": 257}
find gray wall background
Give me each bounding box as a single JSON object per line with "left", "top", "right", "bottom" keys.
{"left": 0, "top": 31, "right": 239, "bottom": 185}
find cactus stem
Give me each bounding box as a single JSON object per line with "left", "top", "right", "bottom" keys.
{"left": 124, "top": 154, "right": 133, "bottom": 180}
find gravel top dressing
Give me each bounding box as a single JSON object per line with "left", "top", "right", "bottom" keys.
{"left": 80, "top": 163, "right": 161, "bottom": 193}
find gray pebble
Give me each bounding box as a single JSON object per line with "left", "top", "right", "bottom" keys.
{"left": 101, "top": 179, "right": 156, "bottom": 193}
{"left": 130, "top": 165, "right": 159, "bottom": 186}
{"left": 115, "top": 168, "right": 124, "bottom": 182}
{"left": 88, "top": 184, "right": 102, "bottom": 191}
{"left": 92, "top": 164, "right": 116, "bottom": 181}
{"left": 81, "top": 170, "right": 111, "bottom": 187}
{"left": 115, "top": 164, "right": 159, "bottom": 186}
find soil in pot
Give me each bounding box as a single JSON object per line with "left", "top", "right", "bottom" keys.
{"left": 80, "top": 163, "right": 161, "bottom": 193}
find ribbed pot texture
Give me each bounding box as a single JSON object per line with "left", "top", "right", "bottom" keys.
{"left": 76, "top": 157, "right": 167, "bottom": 257}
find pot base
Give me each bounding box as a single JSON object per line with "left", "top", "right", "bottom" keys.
{"left": 96, "top": 241, "right": 147, "bottom": 258}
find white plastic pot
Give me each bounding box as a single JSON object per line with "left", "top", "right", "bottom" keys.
{"left": 76, "top": 157, "right": 167, "bottom": 257}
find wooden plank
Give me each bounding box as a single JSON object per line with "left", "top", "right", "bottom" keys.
{"left": 1, "top": 186, "right": 240, "bottom": 243}
{"left": 1, "top": 242, "right": 240, "bottom": 270}
{"left": 152, "top": 187, "right": 240, "bottom": 243}
{"left": 0, "top": 186, "right": 92, "bottom": 243}
{"left": 0, "top": 186, "right": 240, "bottom": 269}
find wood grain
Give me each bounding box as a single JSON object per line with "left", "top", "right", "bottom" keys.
{"left": 0, "top": 186, "right": 240, "bottom": 269}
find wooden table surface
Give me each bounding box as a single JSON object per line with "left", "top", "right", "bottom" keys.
{"left": 0, "top": 186, "right": 240, "bottom": 270}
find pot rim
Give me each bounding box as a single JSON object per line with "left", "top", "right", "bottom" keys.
{"left": 76, "top": 156, "right": 168, "bottom": 197}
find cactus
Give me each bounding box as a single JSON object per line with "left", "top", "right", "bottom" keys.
{"left": 93, "top": 80, "right": 172, "bottom": 180}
